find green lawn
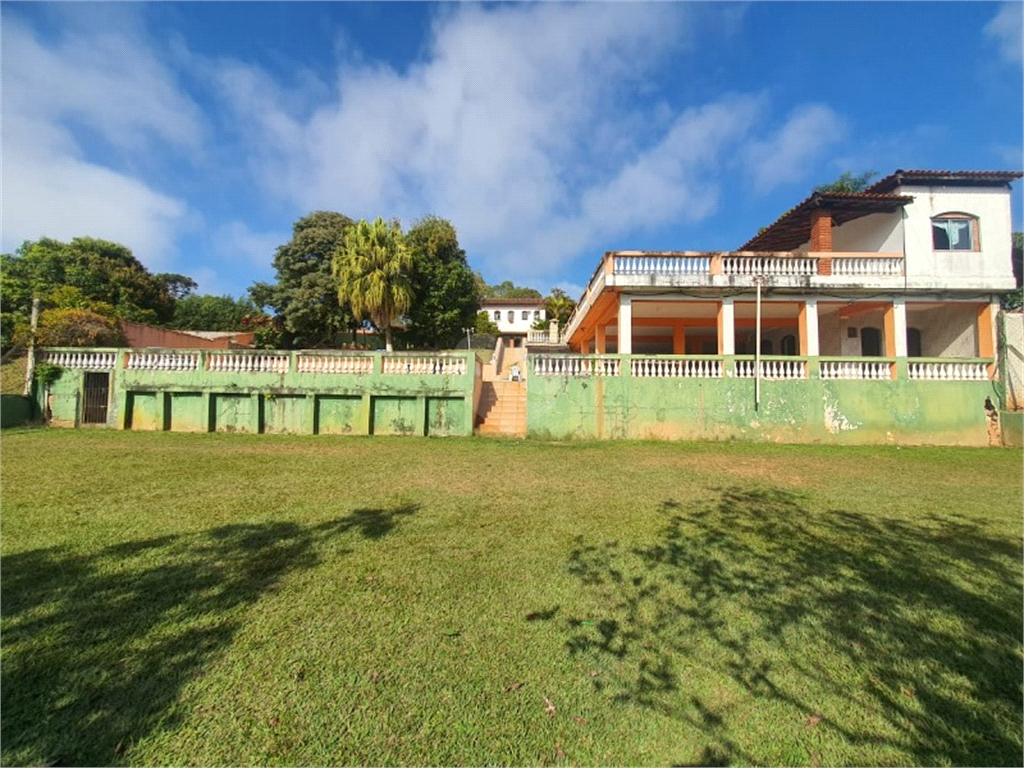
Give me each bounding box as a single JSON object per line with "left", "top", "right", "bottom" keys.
{"left": 1, "top": 430, "right": 1021, "bottom": 767}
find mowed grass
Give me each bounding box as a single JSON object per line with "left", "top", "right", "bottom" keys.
{"left": 1, "top": 430, "right": 1021, "bottom": 767}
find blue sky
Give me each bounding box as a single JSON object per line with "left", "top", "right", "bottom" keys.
{"left": 2, "top": 2, "right": 1021, "bottom": 300}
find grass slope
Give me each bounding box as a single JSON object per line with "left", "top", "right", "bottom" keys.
{"left": 0, "top": 355, "right": 27, "bottom": 395}
{"left": 1, "top": 431, "right": 1021, "bottom": 767}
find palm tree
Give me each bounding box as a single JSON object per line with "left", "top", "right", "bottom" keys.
{"left": 332, "top": 218, "right": 413, "bottom": 353}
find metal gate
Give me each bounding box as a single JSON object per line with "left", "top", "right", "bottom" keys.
{"left": 82, "top": 372, "right": 110, "bottom": 424}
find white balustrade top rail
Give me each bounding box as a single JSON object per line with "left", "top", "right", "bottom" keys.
{"left": 614, "top": 255, "right": 710, "bottom": 276}
{"left": 382, "top": 355, "right": 467, "bottom": 376}
{"left": 207, "top": 353, "right": 290, "bottom": 373}
{"left": 723, "top": 256, "right": 816, "bottom": 277}
{"left": 908, "top": 361, "right": 990, "bottom": 381}
{"left": 819, "top": 359, "right": 892, "bottom": 380}
{"left": 631, "top": 357, "right": 722, "bottom": 378}
{"left": 733, "top": 358, "right": 808, "bottom": 380}
{"left": 39, "top": 350, "right": 116, "bottom": 370}
{"left": 533, "top": 355, "right": 620, "bottom": 377}
{"left": 296, "top": 354, "right": 374, "bottom": 374}
{"left": 831, "top": 257, "right": 904, "bottom": 277}
{"left": 126, "top": 352, "right": 200, "bottom": 371}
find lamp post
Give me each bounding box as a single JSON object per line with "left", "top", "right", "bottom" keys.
{"left": 753, "top": 275, "right": 769, "bottom": 410}
{"left": 462, "top": 327, "right": 473, "bottom": 351}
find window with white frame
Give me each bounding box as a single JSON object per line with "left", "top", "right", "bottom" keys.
{"left": 507, "top": 310, "right": 515, "bottom": 323}
{"left": 522, "top": 311, "right": 529, "bottom": 320}
{"left": 932, "top": 214, "right": 978, "bottom": 251}
{"left": 493, "top": 311, "right": 500, "bottom": 321}
{"left": 534, "top": 310, "right": 540, "bottom": 320}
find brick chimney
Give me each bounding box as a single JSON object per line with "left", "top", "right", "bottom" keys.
{"left": 810, "top": 209, "right": 833, "bottom": 251}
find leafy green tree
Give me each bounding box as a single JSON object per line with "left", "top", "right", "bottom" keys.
{"left": 544, "top": 288, "right": 576, "bottom": 327}
{"left": 171, "top": 295, "right": 265, "bottom": 331}
{"left": 33, "top": 308, "right": 125, "bottom": 348}
{"left": 403, "top": 216, "right": 479, "bottom": 349}
{"left": 814, "top": 171, "right": 877, "bottom": 194}
{"left": 474, "top": 311, "right": 500, "bottom": 335}
{"left": 484, "top": 280, "right": 543, "bottom": 299}
{"left": 1, "top": 237, "right": 180, "bottom": 350}
{"left": 333, "top": 218, "right": 414, "bottom": 353}
{"left": 248, "top": 211, "right": 357, "bottom": 348}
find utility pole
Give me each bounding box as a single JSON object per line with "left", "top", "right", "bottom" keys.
{"left": 22, "top": 297, "right": 40, "bottom": 397}
{"left": 753, "top": 275, "right": 768, "bottom": 410}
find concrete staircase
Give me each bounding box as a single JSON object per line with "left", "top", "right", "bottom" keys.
{"left": 476, "top": 345, "right": 527, "bottom": 437}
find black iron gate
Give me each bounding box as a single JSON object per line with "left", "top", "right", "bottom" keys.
{"left": 82, "top": 372, "right": 110, "bottom": 424}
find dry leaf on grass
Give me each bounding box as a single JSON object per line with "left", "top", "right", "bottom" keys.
{"left": 504, "top": 682, "right": 524, "bottom": 692}
{"left": 805, "top": 715, "right": 821, "bottom": 729}
{"left": 572, "top": 716, "right": 587, "bottom": 725}
{"left": 544, "top": 696, "right": 556, "bottom": 717}
{"left": 555, "top": 743, "right": 566, "bottom": 759}
{"left": 269, "top": 717, "right": 280, "bottom": 727}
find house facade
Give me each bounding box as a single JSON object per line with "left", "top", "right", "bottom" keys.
{"left": 481, "top": 298, "right": 547, "bottom": 347}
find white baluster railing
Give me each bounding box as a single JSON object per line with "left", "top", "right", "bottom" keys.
{"left": 723, "top": 257, "right": 817, "bottom": 276}
{"left": 819, "top": 360, "right": 892, "bottom": 380}
{"left": 39, "top": 350, "right": 116, "bottom": 370}
{"left": 532, "top": 355, "right": 620, "bottom": 377}
{"left": 613, "top": 256, "right": 711, "bottom": 276}
{"left": 831, "top": 258, "right": 904, "bottom": 277}
{"left": 629, "top": 357, "right": 723, "bottom": 378}
{"left": 908, "top": 361, "right": 989, "bottom": 381}
{"left": 733, "top": 359, "right": 807, "bottom": 379}
{"left": 381, "top": 355, "right": 467, "bottom": 376}
{"left": 207, "top": 353, "right": 289, "bottom": 373}
{"left": 295, "top": 354, "right": 374, "bottom": 374}
{"left": 125, "top": 352, "right": 200, "bottom": 371}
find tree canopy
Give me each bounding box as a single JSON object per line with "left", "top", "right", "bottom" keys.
{"left": 248, "top": 211, "right": 358, "bottom": 348}
{"left": 402, "top": 216, "right": 479, "bottom": 349}
{"left": 333, "top": 218, "right": 414, "bottom": 353}
{"left": 544, "top": 288, "right": 577, "bottom": 327}
{"left": 1, "top": 237, "right": 184, "bottom": 350}
{"left": 814, "top": 171, "right": 878, "bottom": 194}
{"left": 480, "top": 278, "right": 543, "bottom": 299}
{"left": 170, "top": 295, "right": 266, "bottom": 332}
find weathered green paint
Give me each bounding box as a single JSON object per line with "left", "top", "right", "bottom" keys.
{"left": 1001, "top": 411, "right": 1023, "bottom": 448}
{"left": 37, "top": 348, "right": 477, "bottom": 437}
{"left": 527, "top": 355, "right": 998, "bottom": 446}
{"left": 0, "top": 395, "right": 35, "bottom": 428}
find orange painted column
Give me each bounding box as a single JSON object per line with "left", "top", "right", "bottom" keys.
{"left": 581, "top": 338, "right": 590, "bottom": 355}
{"left": 672, "top": 324, "right": 686, "bottom": 355}
{"left": 883, "top": 303, "right": 897, "bottom": 379}
{"left": 978, "top": 302, "right": 995, "bottom": 378}
{"left": 595, "top": 325, "right": 606, "bottom": 355}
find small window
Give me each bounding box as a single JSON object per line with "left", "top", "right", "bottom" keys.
{"left": 780, "top": 334, "right": 797, "bottom": 356}
{"left": 907, "top": 327, "right": 922, "bottom": 358}
{"left": 507, "top": 311, "right": 515, "bottom": 323}
{"left": 932, "top": 214, "right": 977, "bottom": 251}
{"left": 522, "top": 311, "right": 529, "bottom": 320}
{"left": 534, "top": 310, "right": 540, "bottom": 320}
{"left": 493, "top": 311, "right": 500, "bottom": 321}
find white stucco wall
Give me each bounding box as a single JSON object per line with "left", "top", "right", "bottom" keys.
{"left": 483, "top": 304, "right": 546, "bottom": 334}
{"left": 898, "top": 184, "right": 1015, "bottom": 289}
{"left": 1003, "top": 311, "right": 1023, "bottom": 410}
{"left": 830, "top": 212, "right": 904, "bottom": 252}
{"left": 905, "top": 303, "right": 979, "bottom": 358}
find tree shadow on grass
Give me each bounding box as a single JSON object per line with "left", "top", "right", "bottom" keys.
{"left": 553, "top": 488, "right": 1023, "bottom": 766}
{"left": 0, "top": 503, "right": 419, "bottom": 767}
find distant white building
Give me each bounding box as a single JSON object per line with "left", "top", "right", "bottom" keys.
{"left": 481, "top": 298, "right": 547, "bottom": 347}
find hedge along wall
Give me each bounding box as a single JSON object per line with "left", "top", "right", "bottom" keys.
{"left": 37, "top": 349, "right": 478, "bottom": 437}
{"left": 526, "top": 358, "right": 999, "bottom": 447}
{"left": 0, "top": 395, "right": 35, "bottom": 428}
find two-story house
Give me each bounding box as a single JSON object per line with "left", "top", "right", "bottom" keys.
{"left": 481, "top": 298, "right": 547, "bottom": 348}
{"left": 559, "top": 170, "right": 1020, "bottom": 381}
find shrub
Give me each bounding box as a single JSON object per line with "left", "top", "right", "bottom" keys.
{"left": 34, "top": 309, "right": 125, "bottom": 348}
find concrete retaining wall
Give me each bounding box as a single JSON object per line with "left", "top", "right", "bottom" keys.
{"left": 0, "top": 395, "right": 35, "bottom": 429}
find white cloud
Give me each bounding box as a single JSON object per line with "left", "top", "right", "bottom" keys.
{"left": 212, "top": 4, "right": 845, "bottom": 287}
{"left": 214, "top": 221, "right": 288, "bottom": 269}
{"left": 985, "top": 3, "right": 1023, "bottom": 64}
{"left": 0, "top": 16, "right": 201, "bottom": 267}
{"left": 743, "top": 104, "right": 848, "bottom": 194}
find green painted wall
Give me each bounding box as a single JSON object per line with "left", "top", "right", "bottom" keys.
{"left": 527, "top": 356, "right": 998, "bottom": 446}
{"left": 1001, "top": 411, "right": 1023, "bottom": 448}
{"left": 36, "top": 349, "right": 477, "bottom": 438}
{"left": 0, "top": 395, "right": 34, "bottom": 428}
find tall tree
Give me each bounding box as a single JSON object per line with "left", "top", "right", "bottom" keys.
{"left": 248, "top": 211, "right": 357, "bottom": 348}
{"left": 333, "top": 218, "right": 413, "bottom": 353}
{"left": 403, "top": 216, "right": 479, "bottom": 349}
{"left": 0, "top": 237, "right": 180, "bottom": 350}
{"left": 483, "top": 279, "right": 543, "bottom": 299}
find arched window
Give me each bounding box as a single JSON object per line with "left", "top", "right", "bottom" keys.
{"left": 507, "top": 310, "right": 515, "bottom": 323}
{"left": 493, "top": 310, "right": 500, "bottom": 321}
{"left": 780, "top": 334, "right": 797, "bottom": 356}
{"left": 932, "top": 213, "right": 979, "bottom": 251}
{"left": 907, "top": 327, "right": 922, "bottom": 358}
